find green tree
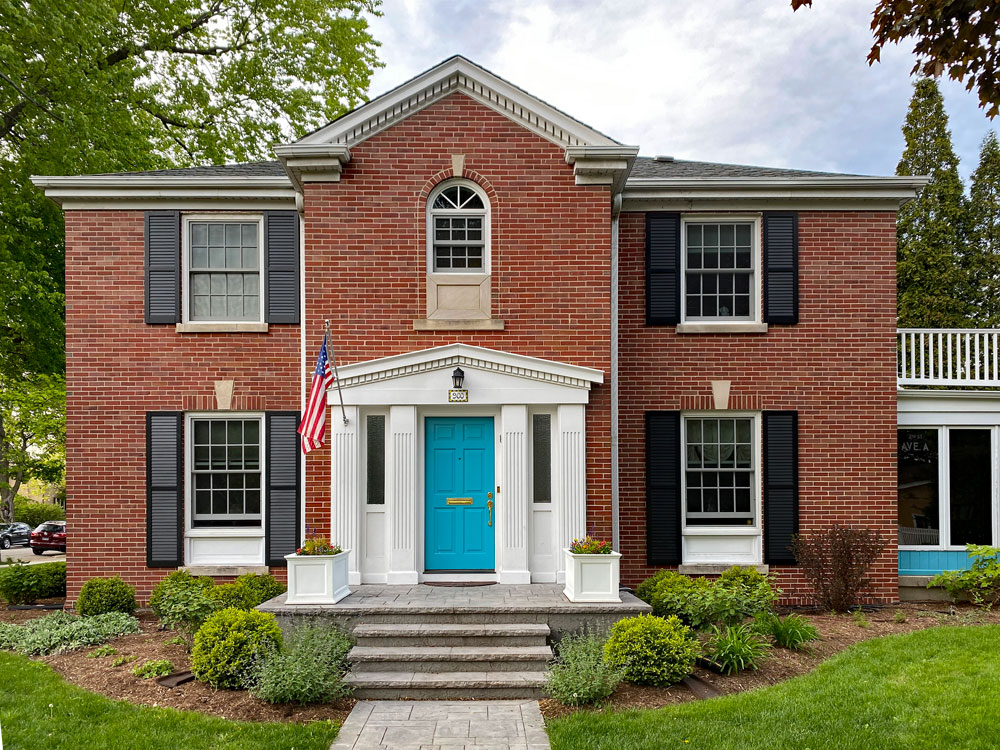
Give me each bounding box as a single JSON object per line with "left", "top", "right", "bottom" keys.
{"left": 896, "top": 78, "right": 970, "bottom": 328}
{"left": 0, "top": 375, "right": 65, "bottom": 524}
{"left": 968, "top": 131, "right": 1000, "bottom": 326}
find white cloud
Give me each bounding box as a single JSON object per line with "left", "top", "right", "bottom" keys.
{"left": 368, "top": 0, "right": 995, "bottom": 181}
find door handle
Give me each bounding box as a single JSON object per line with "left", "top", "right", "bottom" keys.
{"left": 487, "top": 499, "right": 493, "bottom": 527}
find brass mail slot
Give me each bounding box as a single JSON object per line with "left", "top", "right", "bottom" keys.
{"left": 446, "top": 497, "right": 474, "bottom": 505}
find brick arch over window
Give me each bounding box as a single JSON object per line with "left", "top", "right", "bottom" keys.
{"left": 416, "top": 169, "right": 503, "bottom": 325}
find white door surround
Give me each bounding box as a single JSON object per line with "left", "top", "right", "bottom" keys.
{"left": 327, "top": 343, "right": 604, "bottom": 585}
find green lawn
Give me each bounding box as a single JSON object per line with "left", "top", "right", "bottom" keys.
{"left": 548, "top": 626, "right": 1000, "bottom": 750}
{"left": 0, "top": 652, "right": 339, "bottom": 750}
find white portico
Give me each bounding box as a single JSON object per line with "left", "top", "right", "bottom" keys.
{"left": 325, "top": 343, "right": 604, "bottom": 585}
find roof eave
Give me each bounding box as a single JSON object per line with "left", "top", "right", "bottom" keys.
{"left": 622, "top": 175, "right": 929, "bottom": 205}
{"left": 30, "top": 174, "right": 296, "bottom": 208}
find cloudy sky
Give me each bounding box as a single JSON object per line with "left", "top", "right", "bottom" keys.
{"left": 366, "top": 0, "right": 995, "bottom": 183}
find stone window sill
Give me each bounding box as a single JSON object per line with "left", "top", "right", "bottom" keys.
{"left": 413, "top": 318, "right": 505, "bottom": 331}
{"left": 176, "top": 322, "right": 269, "bottom": 333}
{"left": 180, "top": 565, "right": 270, "bottom": 577}
{"left": 676, "top": 322, "right": 768, "bottom": 335}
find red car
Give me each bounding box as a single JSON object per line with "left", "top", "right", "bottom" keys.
{"left": 30, "top": 521, "right": 66, "bottom": 555}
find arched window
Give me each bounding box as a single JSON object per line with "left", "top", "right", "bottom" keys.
{"left": 428, "top": 181, "right": 489, "bottom": 273}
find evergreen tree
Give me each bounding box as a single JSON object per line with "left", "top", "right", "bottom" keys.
{"left": 968, "top": 131, "right": 1000, "bottom": 326}
{"left": 896, "top": 79, "right": 970, "bottom": 328}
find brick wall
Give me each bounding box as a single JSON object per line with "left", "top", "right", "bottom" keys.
{"left": 618, "top": 211, "right": 899, "bottom": 604}
{"left": 63, "top": 210, "right": 299, "bottom": 602}
{"left": 302, "top": 91, "right": 613, "bottom": 542}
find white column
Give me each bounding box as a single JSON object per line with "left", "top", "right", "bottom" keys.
{"left": 329, "top": 406, "right": 361, "bottom": 585}
{"left": 498, "top": 405, "right": 531, "bottom": 584}
{"left": 556, "top": 403, "right": 587, "bottom": 583}
{"left": 387, "top": 405, "right": 419, "bottom": 584}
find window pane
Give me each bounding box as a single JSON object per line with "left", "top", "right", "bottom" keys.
{"left": 192, "top": 418, "right": 262, "bottom": 528}
{"left": 949, "top": 429, "right": 991, "bottom": 546}
{"left": 191, "top": 223, "right": 208, "bottom": 247}
{"left": 686, "top": 417, "right": 755, "bottom": 526}
{"left": 242, "top": 223, "right": 257, "bottom": 247}
{"left": 366, "top": 415, "right": 385, "bottom": 505}
{"left": 532, "top": 414, "right": 552, "bottom": 503}
{"left": 898, "top": 429, "right": 940, "bottom": 546}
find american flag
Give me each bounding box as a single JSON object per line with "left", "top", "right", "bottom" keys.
{"left": 298, "top": 333, "right": 335, "bottom": 453}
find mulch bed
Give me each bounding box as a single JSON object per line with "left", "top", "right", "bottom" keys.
{"left": 538, "top": 601, "right": 1000, "bottom": 719}
{"left": 3, "top": 605, "right": 354, "bottom": 725}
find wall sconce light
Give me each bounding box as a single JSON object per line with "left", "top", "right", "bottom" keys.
{"left": 449, "top": 367, "right": 468, "bottom": 402}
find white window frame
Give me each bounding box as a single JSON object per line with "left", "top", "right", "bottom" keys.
{"left": 679, "top": 215, "right": 762, "bottom": 329}
{"left": 362, "top": 411, "right": 388, "bottom": 508}
{"left": 184, "top": 412, "right": 266, "bottom": 538}
{"left": 528, "top": 409, "right": 554, "bottom": 505}
{"left": 426, "top": 179, "right": 491, "bottom": 276}
{"left": 681, "top": 411, "right": 762, "bottom": 536}
{"left": 181, "top": 213, "right": 265, "bottom": 325}
{"left": 897, "top": 424, "right": 1000, "bottom": 552}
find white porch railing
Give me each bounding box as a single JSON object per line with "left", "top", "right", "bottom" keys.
{"left": 898, "top": 328, "right": 1000, "bottom": 387}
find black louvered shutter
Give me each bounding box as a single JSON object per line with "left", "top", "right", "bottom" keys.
{"left": 763, "top": 212, "right": 799, "bottom": 324}
{"left": 266, "top": 411, "right": 301, "bottom": 565}
{"left": 145, "top": 212, "right": 180, "bottom": 324}
{"left": 763, "top": 411, "right": 799, "bottom": 565}
{"left": 265, "top": 211, "right": 300, "bottom": 324}
{"left": 147, "top": 412, "right": 182, "bottom": 567}
{"left": 646, "top": 411, "right": 682, "bottom": 565}
{"left": 646, "top": 212, "right": 681, "bottom": 325}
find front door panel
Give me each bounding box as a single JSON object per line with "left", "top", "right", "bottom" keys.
{"left": 425, "top": 417, "right": 495, "bottom": 571}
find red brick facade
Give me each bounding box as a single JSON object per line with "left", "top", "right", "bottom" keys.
{"left": 618, "top": 211, "right": 899, "bottom": 602}
{"left": 59, "top": 92, "right": 899, "bottom": 605}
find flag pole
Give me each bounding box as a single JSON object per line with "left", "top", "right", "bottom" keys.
{"left": 325, "top": 319, "right": 349, "bottom": 426}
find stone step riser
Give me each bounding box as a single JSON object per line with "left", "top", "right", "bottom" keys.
{"left": 350, "top": 686, "right": 547, "bottom": 699}
{"left": 358, "top": 613, "right": 547, "bottom": 625}
{"left": 350, "top": 658, "right": 551, "bottom": 673}
{"left": 355, "top": 635, "right": 548, "bottom": 647}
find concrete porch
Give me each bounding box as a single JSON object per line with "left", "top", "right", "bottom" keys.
{"left": 259, "top": 583, "right": 650, "bottom": 699}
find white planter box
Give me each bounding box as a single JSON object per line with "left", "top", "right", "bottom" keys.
{"left": 563, "top": 549, "right": 622, "bottom": 603}
{"left": 284, "top": 549, "right": 351, "bottom": 605}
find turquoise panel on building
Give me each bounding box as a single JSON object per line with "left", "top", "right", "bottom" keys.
{"left": 898, "top": 550, "right": 974, "bottom": 576}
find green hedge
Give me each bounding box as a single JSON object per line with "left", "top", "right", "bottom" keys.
{"left": 13, "top": 498, "right": 65, "bottom": 529}
{"left": 0, "top": 562, "right": 66, "bottom": 605}
{"left": 76, "top": 577, "right": 137, "bottom": 616}
{"left": 191, "top": 608, "right": 283, "bottom": 689}
{"left": 604, "top": 614, "right": 700, "bottom": 686}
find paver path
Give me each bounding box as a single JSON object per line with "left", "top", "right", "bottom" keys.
{"left": 331, "top": 699, "right": 551, "bottom": 750}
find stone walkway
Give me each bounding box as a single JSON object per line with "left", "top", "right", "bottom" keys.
{"left": 331, "top": 699, "right": 551, "bottom": 750}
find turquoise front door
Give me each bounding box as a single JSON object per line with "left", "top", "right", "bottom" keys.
{"left": 425, "top": 417, "right": 496, "bottom": 571}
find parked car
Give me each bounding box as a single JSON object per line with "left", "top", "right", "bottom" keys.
{"left": 30, "top": 521, "right": 66, "bottom": 554}
{"left": 0, "top": 522, "right": 32, "bottom": 549}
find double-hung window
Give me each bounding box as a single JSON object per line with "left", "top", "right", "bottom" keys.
{"left": 683, "top": 219, "right": 759, "bottom": 322}
{"left": 185, "top": 215, "right": 264, "bottom": 323}
{"left": 430, "top": 184, "right": 487, "bottom": 273}
{"left": 190, "top": 417, "right": 262, "bottom": 528}
{"left": 684, "top": 416, "right": 756, "bottom": 526}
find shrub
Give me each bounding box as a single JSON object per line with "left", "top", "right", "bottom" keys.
{"left": 76, "top": 577, "right": 137, "bottom": 616}
{"left": 604, "top": 615, "right": 700, "bottom": 686}
{"left": 791, "top": 525, "right": 886, "bottom": 611}
{"left": 635, "top": 567, "right": 778, "bottom": 629}
{"left": 208, "top": 583, "right": 250, "bottom": 610}
{"left": 149, "top": 570, "right": 214, "bottom": 619}
{"left": 753, "top": 612, "right": 819, "bottom": 650}
{"left": 133, "top": 659, "right": 175, "bottom": 679}
{"left": 8, "top": 611, "right": 140, "bottom": 655}
{"left": 155, "top": 576, "right": 219, "bottom": 646}
{"left": 704, "top": 624, "right": 770, "bottom": 674}
{"left": 251, "top": 625, "right": 353, "bottom": 705}
{"left": 0, "top": 562, "right": 42, "bottom": 604}
{"left": 191, "top": 608, "right": 283, "bottom": 689}
{"left": 33, "top": 562, "right": 67, "bottom": 598}
{"left": 235, "top": 573, "right": 286, "bottom": 607}
{"left": 929, "top": 544, "right": 1000, "bottom": 606}
{"left": 13, "top": 498, "right": 65, "bottom": 529}
{"left": 546, "top": 630, "right": 624, "bottom": 706}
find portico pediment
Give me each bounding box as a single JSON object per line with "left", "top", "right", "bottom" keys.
{"left": 328, "top": 343, "right": 604, "bottom": 406}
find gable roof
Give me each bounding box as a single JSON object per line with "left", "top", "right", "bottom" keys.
{"left": 293, "top": 55, "right": 623, "bottom": 150}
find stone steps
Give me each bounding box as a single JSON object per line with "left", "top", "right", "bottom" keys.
{"left": 347, "top": 618, "right": 553, "bottom": 698}
{"left": 349, "top": 645, "right": 552, "bottom": 672}
{"left": 353, "top": 622, "right": 550, "bottom": 647}
{"left": 344, "top": 670, "right": 549, "bottom": 699}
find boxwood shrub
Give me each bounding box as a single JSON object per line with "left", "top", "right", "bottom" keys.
{"left": 191, "top": 608, "right": 283, "bottom": 689}
{"left": 636, "top": 567, "right": 779, "bottom": 629}
{"left": 76, "top": 576, "right": 137, "bottom": 616}
{"left": 604, "top": 614, "right": 700, "bottom": 686}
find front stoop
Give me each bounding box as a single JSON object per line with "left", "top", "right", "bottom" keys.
{"left": 346, "top": 618, "right": 552, "bottom": 699}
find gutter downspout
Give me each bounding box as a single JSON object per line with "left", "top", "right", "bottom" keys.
{"left": 611, "top": 193, "right": 622, "bottom": 552}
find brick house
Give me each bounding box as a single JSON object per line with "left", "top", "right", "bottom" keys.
{"left": 34, "top": 56, "right": 925, "bottom": 604}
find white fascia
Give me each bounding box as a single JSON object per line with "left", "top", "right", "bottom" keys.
{"left": 30, "top": 175, "right": 296, "bottom": 210}
{"left": 272, "top": 143, "right": 352, "bottom": 192}
{"left": 621, "top": 175, "right": 929, "bottom": 211}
